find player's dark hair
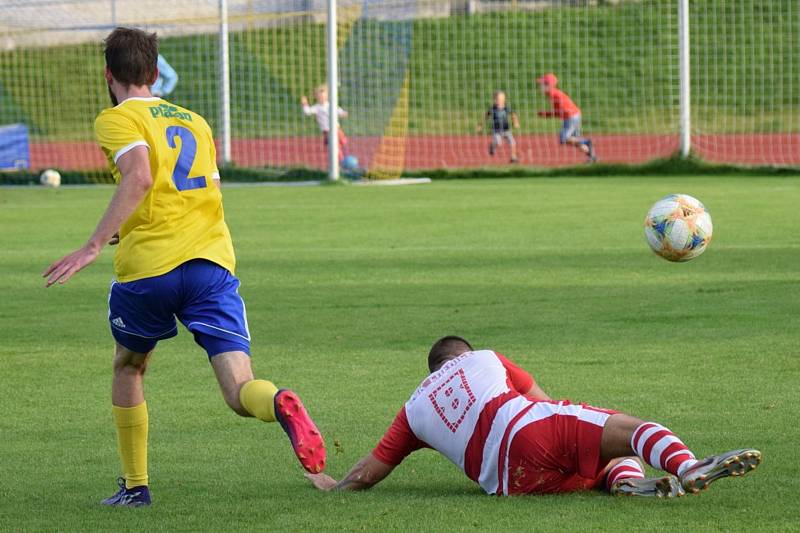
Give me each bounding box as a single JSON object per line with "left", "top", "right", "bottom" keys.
{"left": 104, "top": 27, "right": 158, "bottom": 87}
{"left": 428, "top": 336, "right": 473, "bottom": 372}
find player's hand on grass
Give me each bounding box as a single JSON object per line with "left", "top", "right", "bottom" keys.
{"left": 108, "top": 233, "right": 120, "bottom": 246}
{"left": 43, "top": 242, "right": 102, "bottom": 287}
{"left": 304, "top": 472, "right": 338, "bottom": 491}
{"left": 300, "top": 95, "right": 309, "bottom": 106}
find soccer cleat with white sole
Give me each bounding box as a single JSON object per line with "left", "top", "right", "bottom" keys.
{"left": 101, "top": 477, "right": 151, "bottom": 507}
{"left": 680, "top": 448, "right": 762, "bottom": 494}
{"left": 610, "top": 476, "right": 684, "bottom": 498}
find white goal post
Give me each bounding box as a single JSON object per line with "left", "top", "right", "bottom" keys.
{"left": 327, "top": 0, "right": 340, "bottom": 180}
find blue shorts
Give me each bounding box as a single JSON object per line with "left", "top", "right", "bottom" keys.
{"left": 108, "top": 259, "right": 251, "bottom": 357}
{"left": 560, "top": 115, "right": 582, "bottom": 144}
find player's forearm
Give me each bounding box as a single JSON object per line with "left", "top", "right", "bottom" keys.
{"left": 333, "top": 454, "right": 391, "bottom": 491}
{"left": 334, "top": 463, "right": 377, "bottom": 491}
{"left": 334, "top": 476, "right": 373, "bottom": 491}
{"left": 86, "top": 172, "right": 152, "bottom": 250}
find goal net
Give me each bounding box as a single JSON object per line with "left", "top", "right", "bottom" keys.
{"left": 690, "top": 0, "right": 799, "bottom": 166}
{"left": 0, "top": 0, "right": 797, "bottom": 177}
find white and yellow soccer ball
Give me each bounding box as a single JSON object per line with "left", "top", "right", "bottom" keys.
{"left": 644, "top": 194, "right": 713, "bottom": 262}
{"left": 39, "top": 169, "right": 61, "bottom": 188}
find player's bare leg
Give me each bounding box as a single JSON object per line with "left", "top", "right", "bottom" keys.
{"left": 210, "top": 350, "right": 255, "bottom": 416}
{"left": 509, "top": 140, "right": 519, "bottom": 163}
{"left": 600, "top": 413, "right": 761, "bottom": 494}
{"left": 112, "top": 344, "right": 151, "bottom": 406}
{"left": 102, "top": 344, "right": 152, "bottom": 507}
{"left": 566, "top": 137, "right": 589, "bottom": 155}
{"left": 211, "top": 351, "right": 326, "bottom": 473}
{"left": 566, "top": 136, "right": 595, "bottom": 162}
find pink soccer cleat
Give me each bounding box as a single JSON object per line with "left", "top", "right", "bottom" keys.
{"left": 274, "top": 389, "right": 326, "bottom": 474}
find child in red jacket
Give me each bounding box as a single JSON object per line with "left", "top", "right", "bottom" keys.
{"left": 537, "top": 73, "right": 596, "bottom": 162}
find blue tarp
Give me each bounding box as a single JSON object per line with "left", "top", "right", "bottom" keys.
{"left": 0, "top": 123, "right": 30, "bottom": 170}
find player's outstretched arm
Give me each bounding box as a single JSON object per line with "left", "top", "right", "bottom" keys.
{"left": 305, "top": 453, "right": 395, "bottom": 492}
{"left": 43, "top": 146, "right": 153, "bottom": 287}
{"left": 307, "top": 405, "right": 418, "bottom": 491}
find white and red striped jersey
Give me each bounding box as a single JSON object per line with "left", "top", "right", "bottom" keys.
{"left": 372, "top": 350, "right": 536, "bottom": 495}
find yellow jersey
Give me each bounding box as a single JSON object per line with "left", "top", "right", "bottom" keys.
{"left": 94, "top": 97, "right": 235, "bottom": 282}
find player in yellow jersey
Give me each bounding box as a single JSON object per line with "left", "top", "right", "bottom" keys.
{"left": 43, "top": 28, "right": 326, "bottom": 507}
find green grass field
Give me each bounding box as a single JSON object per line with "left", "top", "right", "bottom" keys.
{"left": 1, "top": 0, "right": 797, "bottom": 140}
{"left": 1, "top": 176, "right": 799, "bottom": 531}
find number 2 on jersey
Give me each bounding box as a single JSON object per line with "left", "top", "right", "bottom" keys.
{"left": 166, "top": 126, "right": 207, "bottom": 191}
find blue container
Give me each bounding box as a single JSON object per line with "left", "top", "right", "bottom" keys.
{"left": 0, "top": 123, "right": 30, "bottom": 170}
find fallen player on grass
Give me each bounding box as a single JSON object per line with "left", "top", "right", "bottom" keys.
{"left": 306, "top": 336, "right": 760, "bottom": 497}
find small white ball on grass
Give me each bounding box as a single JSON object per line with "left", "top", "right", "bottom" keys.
{"left": 40, "top": 169, "right": 61, "bottom": 188}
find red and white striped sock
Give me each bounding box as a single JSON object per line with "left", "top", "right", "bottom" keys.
{"left": 631, "top": 422, "right": 698, "bottom": 476}
{"left": 605, "top": 458, "right": 645, "bottom": 491}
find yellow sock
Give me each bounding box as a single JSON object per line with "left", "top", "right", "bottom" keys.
{"left": 112, "top": 402, "right": 148, "bottom": 489}
{"left": 239, "top": 379, "right": 278, "bottom": 422}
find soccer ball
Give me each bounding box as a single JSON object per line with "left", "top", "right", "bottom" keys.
{"left": 342, "top": 155, "right": 360, "bottom": 175}
{"left": 644, "top": 194, "right": 713, "bottom": 262}
{"left": 39, "top": 169, "right": 61, "bottom": 188}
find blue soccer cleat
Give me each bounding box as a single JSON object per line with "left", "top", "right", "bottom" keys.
{"left": 101, "top": 477, "right": 151, "bottom": 507}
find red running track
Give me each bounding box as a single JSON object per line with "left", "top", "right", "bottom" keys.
{"left": 28, "top": 133, "right": 800, "bottom": 171}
